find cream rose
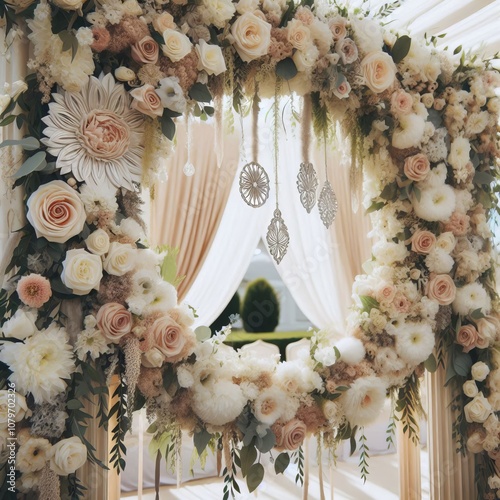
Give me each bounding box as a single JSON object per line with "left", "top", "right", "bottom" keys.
{"left": 361, "top": 51, "right": 396, "bottom": 94}
{"left": 336, "top": 38, "right": 358, "bottom": 65}
{"left": 375, "top": 283, "right": 396, "bottom": 304}
{"left": 151, "top": 314, "right": 192, "bottom": 362}
{"left": 411, "top": 230, "right": 436, "bottom": 254}
{"left": 61, "top": 249, "right": 103, "bottom": 295}
{"left": 471, "top": 361, "right": 490, "bottom": 382}
{"left": 457, "top": 325, "right": 479, "bottom": 353}
{"left": 195, "top": 40, "right": 227, "bottom": 76}
{"left": 153, "top": 12, "right": 176, "bottom": 33}
{"left": 0, "top": 391, "right": 30, "bottom": 428}
{"left": 96, "top": 303, "right": 132, "bottom": 343}
{"left": 162, "top": 29, "right": 192, "bottom": 62}
{"left": 114, "top": 67, "right": 136, "bottom": 82}
{"left": 463, "top": 380, "right": 479, "bottom": 398}
{"left": 464, "top": 392, "right": 492, "bottom": 423}
{"left": 1, "top": 308, "right": 37, "bottom": 340}
{"left": 49, "top": 437, "right": 87, "bottom": 475}
{"left": 85, "top": 229, "right": 110, "bottom": 256}
{"left": 278, "top": 419, "right": 307, "bottom": 451}
{"left": 130, "top": 85, "right": 163, "bottom": 118}
{"left": 436, "top": 232, "right": 456, "bottom": 254}
{"left": 329, "top": 16, "right": 347, "bottom": 41}
{"left": 230, "top": 12, "right": 272, "bottom": 62}
{"left": 131, "top": 36, "right": 159, "bottom": 64}
{"left": 142, "top": 348, "right": 164, "bottom": 368}
{"left": 391, "top": 89, "right": 413, "bottom": 115}
{"left": 286, "top": 19, "right": 312, "bottom": 51}
{"left": 467, "top": 431, "right": 485, "bottom": 453}
{"left": 426, "top": 274, "right": 456, "bottom": 305}
{"left": 103, "top": 242, "right": 136, "bottom": 276}
{"left": 477, "top": 316, "right": 500, "bottom": 344}
{"left": 404, "top": 154, "right": 430, "bottom": 182}
{"left": 51, "top": 0, "right": 84, "bottom": 10}
{"left": 27, "top": 180, "right": 86, "bottom": 244}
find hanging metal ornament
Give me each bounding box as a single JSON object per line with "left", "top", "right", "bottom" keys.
{"left": 183, "top": 114, "right": 195, "bottom": 177}
{"left": 239, "top": 91, "right": 270, "bottom": 208}
{"left": 297, "top": 162, "right": 318, "bottom": 213}
{"left": 267, "top": 207, "right": 289, "bottom": 265}
{"left": 266, "top": 82, "right": 289, "bottom": 265}
{"left": 318, "top": 132, "right": 338, "bottom": 229}
{"left": 296, "top": 95, "right": 318, "bottom": 213}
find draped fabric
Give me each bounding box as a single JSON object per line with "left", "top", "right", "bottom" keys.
{"left": 150, "top": 121, "right": 240, "bottom": 300}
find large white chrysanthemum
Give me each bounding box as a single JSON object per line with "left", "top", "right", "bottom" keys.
{"left": 42, "top": 74, "right": 144, "bottom": 190}
{"left": 395, "top": 321, "right": 435, "bottom": 365}
{"left": 0, "top": 324, "right": 75, "bottom": 404}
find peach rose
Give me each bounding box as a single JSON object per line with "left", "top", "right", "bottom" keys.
{"left": 130, "top": 84, "right": 163, "bottom": 118}
{"left": 444, "top": 212, "right": 470, "bottom": 236}
{"left": 328, "top": 16, "right": 347, "bottom": 41}
{"left": 278, "top": 419, "right": 307, "bottom": 451}
{"left": 286, "top": 19, "right": 312, "bottom": 51}
{"left": 27, "top": 180, "right": 86, "bottom": 244}
{"left": 230, "top": 12, "right": 272, "bottom": 62}
{"left": 411, "top": 229, "right": 436, "bottom": 254}
{"left": 131, "top": 36, "right": 159, "bottom": 64}
{"left": 153, "top": 12, "right": 176, "bottom": 33}
{"left": 96, "top": 302, "right": 132, "bottom": 343}
{"left": 375, "top": 283, "right": 396, "bottom": 304}
{"left": 392, "top": 291, "right": 410, "bottom": 313}
{"left": 426, "top": 274, "right": 456, "bottom": 305}
{"left": 404, "top": 154, "right": 430, "bottom": 182}
{"left": 391, "top": 89, "right": 413, "bottom": 115}
{"left": 457, "top": 325, "right": 479, "bottom": 353}
{"left": 151, "top": 315, "right": 191, "bottom": 362}
{"left": 360, "top": 51, "right": 396, "bottom": 93}
{"left": 333, "top": 79, "right": 351, "bottom": 99}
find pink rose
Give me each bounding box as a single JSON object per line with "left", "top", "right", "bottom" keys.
{"left": 392, "top": 291, "right": 410, "bottom": 313}
{"left": 333, "top": 79, "right": 351, "bottom": 99}
{"left": 131, "top": 36, "right": 159, "bottom": 64}
{"left": 391, "top": 89, "right": 413, "bottom": 115}
{"left": 426, "top": 274, "right": 456, "bottom": 305}
{"left": 375, "top": 283, "right": 396, "bottom": 304}
{"left": 151, "top": 315, "right": 193, "bottom": 363}
{"left": 444, "top": 212, "right": 470, "bottom": 236}
{"left": 411, "top": 230, "right": 436, "bottom": 254}
{"left": 457, "top": 325, "right": 479, "bottom": 353}
{"left": 328, "top": 17, "right": 347, "bottom": 41}
{"left": 336, "top": 38, "right": 358, "bottom": 65}
{"left": 130, "top": 85, "right": 163, "bottom": 118}
{"left": 404, "top": 154, "right": 430, "bottom": 182}
{"left": 361, "top": 51, "right": 396, "bottom": 94}
{"left": 276, "top": 419, "right": 307, "bottom": 451}
{"left": 96, "top": 303, "right": 132, "bottom": 343}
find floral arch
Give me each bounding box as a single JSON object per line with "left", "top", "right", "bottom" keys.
{"left": 0, "top": 0, "right": 499, "bottom": 498}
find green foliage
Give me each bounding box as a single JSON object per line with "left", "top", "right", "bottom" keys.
{"left": 395, "top": 374, "right": 425, "bottom": 445}
{"left": 390, "top": 35, "right": 412, "bottom": 64}
{"left": 157, "top": 245, "right": 185, "bottom": 289}
{"left": 358, "top": 429, "right": 370, "bottom": 483}
{"left": 222, "top": 445, "right": 241, "bottom": 500}
{"left": 211, "top": 291, "right": 240, "bottom": 334}
{"left": 292, "top": 446, "right": 305, "bottom": 486}
{"left": 241, "top": 278, "right": 280, "bottom": 333}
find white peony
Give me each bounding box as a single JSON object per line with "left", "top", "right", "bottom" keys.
{"left": 62, "top": 249, "right": 103, "bottom": 295}
{"left": 342, "top": 376, "right": 387, "bottom": 427}
{"left": 0, "top": 324, "right": 75, "bottom": 404}
{"left": 425, "top": 248, "right": 454, "bottom": 274}
{"left": 199, "top": 0, "right": 236, "bottom": 28}
{"left": 351, "top": 17, "right": 383, "bottom": 55}
{"left": 293, "top": 45, "right": 320, "bottom": 72}
{"left": 49, "top": 437, "right": 87, "bottom": 475}
{"left": 103, "top": 242, "right": 136, "bottom": 276}
{"left": 1, "top": 308, "right": 38, "bottom": 340}
{"left": 253, "top": 386, "right": 286, "bottom": 425}
{"left": 453, "top": 283, "right": 492, "bottom": 316}
{"left": 395, "top": 322, "right": 435, "bottom": 365}
{"left": 412, "top": 185, "right": 456, "bottom": 222}
{"left": 372, "top": 241, "right": 409, "bottom": 266}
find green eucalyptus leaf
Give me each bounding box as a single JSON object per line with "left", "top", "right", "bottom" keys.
{"left": 240, "top": 445, "right": 257, "bottom": 477}
{"left": 256, "top": 427, "right": 276, "bottom": 453}
{"left": 0, "top": 137, "right": 40, "bottom": 150}
{"left": 275, "top": 58, "right": 298, "bottom": 81}
{"left": 189, "top": 83, "right": 212, "bottom": 103}
{"left": 193, "top": 429, "right": 212, "bottom": 457}
{"left": 195, "top": 326, "right": 211, "bottom": 342}
{"left": 0, "top": 115, "right": 16, "bottom": 127}
{"left": 470, "top": 308, "right": 485, "bottom": 320}
{"left": 12, "top": 151, "right": 46, "bottom": 179}
{"left": 274, "top": 452, "right": 290, "bottom": 474}
{"left": 365, "top": 201, "right": 385, "bottom": 214}
{"left": 391, "top": 35, "right": 411, "bottom": 64}
{"left": 247, "top": 463, "right": 264, "bottom": 493}
{"left": 424, "top": 353, "right": 437, "bottom": 373}
{"left": 473, "top": 171, "right": 495, "bottom": 185}
{"left": 453, "top": 350, "right": 472, "bottom": 377}
{"left": 161, "top": 113, "right": 176, "bottom": 140}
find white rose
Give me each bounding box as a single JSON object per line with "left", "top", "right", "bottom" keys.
{"left": 195, "top": 40, "right": 226, "bottom": 76}
{"left": 0, "top": 95, "right": 11, "bottom": 115}
{"left": 293, "top": 45, "right": 320, "bottom": 72}
{"left": 153, "top": 12, "right": 176, "bottom": 33}
{"left": 142, "top": 348, "right": 164, "bottom": 368}
{"left": 230, "top": 12, "right": 272, "bottom": 62}
{"left": 162, "top": 29, "right": 192, "bottom": 62}
{"left": 351, "top": 17, "right": 383, "bottom": 55}
{"left": 286, "top": 19, "right": 313, "bottom": 51}
{"left": 114, "top": 67, "right": 136, "bottom": 82}
{"left": 0, "top": 391, "right": 30, "bottom": 428}
{"left": 471, "top": 361, "right": 490, "bottom": 382}
{"left": 322, "top": 400, "right": 341, "bottom": 422}
{"left": 49, "top": 437, "right": 87, "bottom": 475}
{"left": 9, "top": 80, "right": 28, "bottom": 100}
{"left": 51, "top": 0, "right": 85, "bottom": 10}
{"left": 1, "top": 308, "right": 38, "bottom": 340}
{"left": 464, "top": 392, "right": 492, "bottom": 423}
{"left": 488, "top": 475, "right": 500, "bottom": 490}
{"left": 85, "top": 229, "right": 110, "bottom": 256}
{"left": 361, "top": 51, "right": 396, "bottom": 94}
{"left": 463, "top": 380, "right": 478, "bottom": 398}
{"left": 61, "top": 249, "right": 103, "bottom": 295}
{"left": 26, "top": 180, "right": 86, "bottom": 244}
{"left": 103, "top": 242, "right": 136, "bottom": 276}
{"left": 436, "top": 232, "right": 456, "bottom": 253}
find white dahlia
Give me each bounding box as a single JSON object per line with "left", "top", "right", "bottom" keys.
{"left": 0, "top": 324, "right": 75, "bottom": 404}
{"left": 42, "top": 74, "right": 145, "bottom": 190}
{"left": 395, "top": 322, "right": 435, "bottom": 365}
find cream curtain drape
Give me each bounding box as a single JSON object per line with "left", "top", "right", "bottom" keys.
{"left": 150, "top": 121, "right": 240, "bottom": 300}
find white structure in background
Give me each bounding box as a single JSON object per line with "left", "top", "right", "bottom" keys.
{"left": 237, "top": 240, "right": 311, "bottom": 332}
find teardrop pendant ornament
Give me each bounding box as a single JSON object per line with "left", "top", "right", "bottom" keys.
{"left": 318, "top": 180, "right": 338, "bottom": 229}
{"left": 297, "top": 162, "right": 318, "bottom": 213}
{"left": 266, "top": 208, "right": 289, "bottom": 265}
{"left": 239, "top": 161, "right": 270, "bottom": 208}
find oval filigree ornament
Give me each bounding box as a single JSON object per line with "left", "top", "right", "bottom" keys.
{"left": 266, "top": 208, "right": 290, "bottom": 265}
{"left": 318, "top": 180, "right": 338, "bottom": 229}
{"left": 296, "top": 162, "right": 318, "bottom": 213}
{"left": 239, "top": 161, "right": 270, "bottom": 208}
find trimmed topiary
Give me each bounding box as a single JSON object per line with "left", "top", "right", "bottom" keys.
{"left": 241, "top": 278, "right": 280, "bottom": 333}
{"left": 210, "top": 292, "right": 240, "bottom": 335}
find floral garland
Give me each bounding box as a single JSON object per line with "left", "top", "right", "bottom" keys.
{"left": 0, "top": 0, "right": 499, "bottom": 498}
